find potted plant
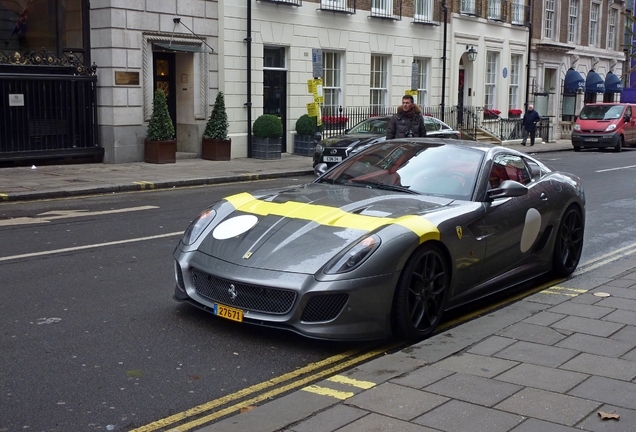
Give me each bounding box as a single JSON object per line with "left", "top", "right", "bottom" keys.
{"left": 202, "top": 91, "right": 231, "bottom": 161}
{"left": 145, "top": 89, "right": 176, "bottom": 163}
{"left": 483, "top": 109, "right": 501, "bottom": 120}
{"left": 252, "top": 114, "right": 283, "bottom": 159}
{"left": 294, "top": 114, "right": 318, "bottom": 156}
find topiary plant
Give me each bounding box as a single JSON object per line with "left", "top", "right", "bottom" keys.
{"left": 203, "top": 91, "right": 229, "bottom": 140}
{"left": 295, "top": 114, "right": 317, "bottom": 136}
{"left": 253, "top": 114, "right": 283, "bottom": 139}
{"left": 147, "top": 89, "right": 175, "bottom": 141}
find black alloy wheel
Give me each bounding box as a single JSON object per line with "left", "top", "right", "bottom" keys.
{"left": 552, "top": 205, "right": 584, "bottom": 277}
{"left": 392, "top": 243, "right": 449, "bottom": 340}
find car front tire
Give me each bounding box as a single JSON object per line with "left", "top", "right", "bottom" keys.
{"left": 392, "top": 243, "right": 449, "bottom": 340}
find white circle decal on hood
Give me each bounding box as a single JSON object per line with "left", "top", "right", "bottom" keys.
{"left": 213, "top": 215, "right": 259, "bottom": 240}
{"left": 520, "top": 208, "right": 541, "bottom": 253}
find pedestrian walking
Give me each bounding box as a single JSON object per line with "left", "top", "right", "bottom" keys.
{"left": 521, "top": 104, "right": 541, "bottom": 146}
{"left": 386, "top": 95, "right": 427, "bottom": 139}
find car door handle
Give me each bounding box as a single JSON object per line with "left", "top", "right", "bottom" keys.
{"left": 540, "top": 192, "right": 548, "bottom": 201}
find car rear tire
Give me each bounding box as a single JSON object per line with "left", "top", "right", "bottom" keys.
{"left": 552, "top": 206, "right": 584, "bottom": 278}
{"left": 392, "top": 243, "right": 449, "bottom": 340}
{"left": 573, "top": 146, "right": 581, "bottom": 152}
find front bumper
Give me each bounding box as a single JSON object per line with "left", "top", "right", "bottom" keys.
{"left": 571, "top": 131, "right": 620, "bottom": 148}
{"left": 173, "top": 251, "right": 400, "bottom": 341}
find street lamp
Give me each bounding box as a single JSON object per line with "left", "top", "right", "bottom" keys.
{"left": 466, "top": 46, "right": 478, "bottom": 62}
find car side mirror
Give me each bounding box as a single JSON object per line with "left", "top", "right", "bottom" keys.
{"left": 487, "top": 180, "right": 528, "bottom": 201}
{"left": 625, "top": 114, "right": 631, "bottom": 122}
{"left": 314, "top": 163, "right": 328, "bottom": 176}
{"left": 344, "top": 128, "right": 351, "bottom": 134}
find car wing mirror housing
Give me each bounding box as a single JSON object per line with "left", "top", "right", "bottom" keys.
{"left": 314, "top": 163, "right": 328, "bottom": 176}
{"left": 487, "top": 180, "right": 528, "bottom": 201}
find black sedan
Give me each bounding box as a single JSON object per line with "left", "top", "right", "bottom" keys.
{"left": 313, "top": 115, "right": 461, "bottom": 169}
{"left": 173, "top": 138, "right": 585, "bottom": 341}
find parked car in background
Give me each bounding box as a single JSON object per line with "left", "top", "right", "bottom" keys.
{"left": 173, "top": 138, "right": 585, "bottom": 341}
{"left": 571, "top": 103, "right": 636, "bottom": 152}
{"left": 313, "top": 115, "right": 461, "bottom": 170}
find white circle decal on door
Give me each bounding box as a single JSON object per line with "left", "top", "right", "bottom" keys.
{"left": 520, "top": 208, "right": 542, "bottom": 253}
{"left": 213, "top": 215, "right": 259, "bottom": 240}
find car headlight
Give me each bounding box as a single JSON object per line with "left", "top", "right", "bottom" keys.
{"left": 182, "top": 208, "right": 217, "bottom": 245}
{"left": 573, "top": 124, "right": 581, "bottom": 131}
{"left": 606, "top": 124, "right": 617, "bottom": 131}
{"left": 315, "top": 144, "right": 324, "bottom": 153}
{"left": 323, "top": 234, "right": 381, "bottom": 274}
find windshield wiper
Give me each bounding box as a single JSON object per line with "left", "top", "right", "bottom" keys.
{"left": 348, "top": 180, "right": 419, "bottom": 194}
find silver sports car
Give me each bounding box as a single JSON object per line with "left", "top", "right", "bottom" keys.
{"left": 173, "top": 138, "right": 585, "bottom": 341}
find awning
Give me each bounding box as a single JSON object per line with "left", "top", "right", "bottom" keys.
{"left": 585, "top": 70, "right": 605, "bottom": 93}
{"left": 564, "top": 68, "right": 585, "bottom": 94}
{"left": 153, "top": 43, "right": 214, "bottom": 53}
{"left": 605, "top": 72, "right": 623, "bottom": 93}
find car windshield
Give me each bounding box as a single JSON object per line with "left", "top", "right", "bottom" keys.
{"left": 316, "top": 141, "right": 485, "bottom": 200}
{"left": 348, "top": 117, "right": 389, "bottom": 134}
{"left": 579, "top": 105, "right": 624, "bottom": 120}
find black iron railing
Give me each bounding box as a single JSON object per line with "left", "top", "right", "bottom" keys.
{"left": 0, "top": 73, "right": 101, "bottom": 161}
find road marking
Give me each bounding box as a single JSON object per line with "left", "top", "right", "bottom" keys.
{"left": 131, "top": 345, "right": 398, "bottom": 432}
{"left": 596, "top": 164, "right": 636, "bottom": 173}
{"left": 133, "top": 181, "right": 155, "bottom": 189}
{"left": 0, "top": 232, "right": 183, "bottom": 262}
{"left": 327, "top": 375, "right": 376, "bottom": 389}
{"left": 301, "top": 385, "right": 354, "bottom": 400}
{"left": 301, "top": 375, "right": 377, "bottom": 400}
{"left": 0, "top": 205, "right": 159, "bottom": 226}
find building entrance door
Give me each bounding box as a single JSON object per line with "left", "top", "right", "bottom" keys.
{"left": 263, "top": 69, "right": 287, "bottom": 150}
{"left": 152, "top": 51, "right": 177, "bottom": 134}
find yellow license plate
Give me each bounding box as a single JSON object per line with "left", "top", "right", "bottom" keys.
{"left": 214, "top": 303, "right": 243, "bottom": 322}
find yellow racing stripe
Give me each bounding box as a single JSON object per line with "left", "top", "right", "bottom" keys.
{"left": 225, "top": 192, "right": 439, "bottom": 243}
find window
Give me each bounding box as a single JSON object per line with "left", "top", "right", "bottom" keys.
{"left": 508, "top": 55, "right": 521, "bottom": 112}
{"left": 415, "top": 58, "right": 429, "bottom": 106}
{"left": 461, "top": 0, "right": 476, "bottom": 14}
{"left": 567, "top": 0, "right": 579, "bottom": 43}
{"left": 414, "top": 0, "right": 433, "bottom": 21}
{"left": 589, "top": 2, "right": 600, "bottom": 46}
{"left": 370, "top": 55, "right": 388, "bottom": 114}
{"left": 488, "top": 0, "right": 502, "bottom": 20}
{"left": 608, "top": 8, "right": 617, "bottom": 50}
{"left": 511, "top": 0, "right": 525, "bottom": 24}
{"left": 485, "top": 52, "right": 498, "bottom": 110}
{"left": 321, "top": 0, "right": 346, "bottom": 8}
{"left": 322, "top": 51, "right": 343, "bottom": 116}
{"left": 372, "top": 0, "right": 393, "bottom": 15}
{"left": 544, "top": 0, "right": 555, "bottom": 39}
{"left": 1, "top": 0, "right": 87, "bottom": 58}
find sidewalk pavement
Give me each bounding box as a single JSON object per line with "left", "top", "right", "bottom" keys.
{"left": 6, "top": 139, "right": 636, "bottom": 431}
{"left": 0, "top": 139, "right": 572, "bottom": 202}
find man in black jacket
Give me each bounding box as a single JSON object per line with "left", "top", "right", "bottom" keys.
{"left": 386, "top": 95, "right": 427, "bottom": 139}
{"left": 521, "top": 104, "right": 541, "bottom": 146}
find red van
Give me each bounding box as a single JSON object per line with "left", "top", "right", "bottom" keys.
{"left": 571, "top": 103, "right": 636, "bottom": 152}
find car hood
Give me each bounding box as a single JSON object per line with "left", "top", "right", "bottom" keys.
{"left": 322, "top": 133, "right": 384, "bottom": 148}
{"left": 196, "top": 183, "right": 449, "bottom": 273}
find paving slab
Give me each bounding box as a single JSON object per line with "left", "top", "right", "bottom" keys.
{"left": 577, "top": 404, "right": 636, "bottom": 432}
{"left": 496, "top": 322, "right": 568, "bottom": 345}
{"left": 288, "top": 404, "right": 368, "bottom": 432}
{"left": 551, "top": 316, "right": 624, "bottom": 337}
{"left": 413, "top": 399, "right": 524, "bottom": 432}
{"left": 423, "top": 372, "right": 522, "bottom": 407}
{"left": 555, "top": 333, "right": 635, "bottom": 357}
{"left": 568, "top": 376, "right": 636, "bottom": 410}
{"left": 494, "top": 363, "right": 588, "bottom": 393}
{"left": 494, "top": 387, "right": 600, "bottom": 426}
{"left": 494, "top": 341, "right": 578, "bottom": 368}
{"left": 559, "top": 353, "right": 636, "bottom": 381}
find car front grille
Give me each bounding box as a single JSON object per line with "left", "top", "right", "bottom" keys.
{"left": 301, "top": 293, "right": 349, "bottom": 323}
{"left": 191, "top": 268, "right": 297, "bottom": 314}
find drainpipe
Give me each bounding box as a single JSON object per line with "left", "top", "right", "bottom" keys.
{"left": 245, "top": 0, "right": 253, "bottom": 157}
{"left": 525, "top": 3, "right": 533, "bottom": 110}
{"left": 441, "top": 0, "right": 448, "bottom": 122}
